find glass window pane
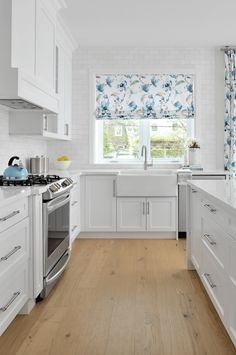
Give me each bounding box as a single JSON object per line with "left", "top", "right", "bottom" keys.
{"left": 103, "top": 120, "right": 140, "bottom": 161}
{"left": 150, "top": 119, "right": 194, "bottom": 162}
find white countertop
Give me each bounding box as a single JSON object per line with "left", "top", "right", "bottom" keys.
{"left": 188, "top": 179, "right": 236, "bottom": 214}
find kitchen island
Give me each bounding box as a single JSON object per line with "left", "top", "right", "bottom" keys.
{"left": 187, "top": 179, "right": 236, "bottom": 348}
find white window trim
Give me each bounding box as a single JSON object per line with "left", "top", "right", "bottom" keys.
{"left": 89, "top": 67, "right": 198, "bottom": 167}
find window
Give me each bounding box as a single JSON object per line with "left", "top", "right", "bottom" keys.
{"left": 95, "top": 118, "right": 194, "bottom": 163}
{"left": 93, "top": 73, "right": 195, "bottom": 164}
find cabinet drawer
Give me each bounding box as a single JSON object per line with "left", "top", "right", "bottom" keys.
{"left": 0, "top": 198, "right": 28, "bottom": 233}
{"left": 70, "top": 203, "right": 80, "bottom": 241}
{"left": 70, "top": 186, "right": 80, "bottom": 207}
{"left": 201, "top": 215, "right": 228, "bottom": 270}
{"left": 201, "top": 246, "right": 227, "bottom": 322}
{"left": 0, "top": 262, "right": 28, "bottom": 336}
{"left": 0, "top": 218, "right": 29, "bottom": 278}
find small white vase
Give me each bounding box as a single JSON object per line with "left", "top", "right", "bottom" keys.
{"left": 189, "top": 148, "right": 201, "bottom": 166}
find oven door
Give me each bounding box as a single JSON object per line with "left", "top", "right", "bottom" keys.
{"left": 43, "top": 193, "right": 70, "bottom": 277}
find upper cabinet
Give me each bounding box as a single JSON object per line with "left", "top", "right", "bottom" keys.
{"left": 35, "top": 0, "right": 56, "bottom": 95}
{"left": 0, "top": 0, "right": 76, "bottom": 140}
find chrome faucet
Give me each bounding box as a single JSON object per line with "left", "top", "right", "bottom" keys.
{"left": 141, "top": 145, "right": 153, "bottom": 170}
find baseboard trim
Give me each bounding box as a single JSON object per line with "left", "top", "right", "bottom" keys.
{"left": 78, "top": 232, "right": 176, "bottom": 240}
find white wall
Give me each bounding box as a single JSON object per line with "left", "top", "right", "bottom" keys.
{"left": 0, "top": 108, "right": 47, "bottom": 174}
{"left": 47, "top": 46, "right": 223, "bottom": 170}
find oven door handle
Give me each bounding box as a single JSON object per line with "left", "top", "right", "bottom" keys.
{"left": 45, "top": 250, "right": 71, "bottom": 286}
{"left": 47, "top": 194, "right": 70, "bottom": 214}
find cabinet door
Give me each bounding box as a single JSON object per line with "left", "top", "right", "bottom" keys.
{"left": 70, "top": 183, "right": 80, "bottom": 243}
{"left": 63, "top": 52, "right": 72, "bottom": 138}
{"left": 117, "top": 198, "right": 146, "bottom": 232}
{"left": 146, "top": 197, "right": 176, "bottom": 232}
{"left": 85, "top": 176, "right": 116, "bottom": 232}
{"left": 190, "top": 188, "right": 202, "bottom": 271}
{"left": 228, "top": 237, "right": 236, "bottom": 347}
{"left": 35, "top": 0, "right": 55, "bottom": 92}
{"left": 11, "top": 0, "right": 36, "bottom": 76}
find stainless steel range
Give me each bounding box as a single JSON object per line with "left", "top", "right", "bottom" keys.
{"left": 40, "top": 176, "right": 74, "bottom": 298}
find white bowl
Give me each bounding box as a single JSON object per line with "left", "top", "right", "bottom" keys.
{"left": 54, "top": 160, "right": 71, "bottom": 170}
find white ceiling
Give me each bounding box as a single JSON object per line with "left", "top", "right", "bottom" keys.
{"left": 61, "top": 0, "right": 236, "bottom": 47}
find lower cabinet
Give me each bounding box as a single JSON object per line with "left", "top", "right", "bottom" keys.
{"left": 70, "top": 181, "right": 80, "bottom": 243}
{"left": 188, "top": 185, "right": 236, "bottom": 348}
{"left": 189, "top": 188, "right": 202, "bottom": 270}
{"left": 117, "top": 197, "right": 176, "bottom": 232}
{"left": 228, "top": 238, "right": 236, "bottom": 346}
{"left": 117, "top": 198, "right": 146, "bottom": 232}
{"left": 84, "top": 176, "right": 116, "bottom": 232}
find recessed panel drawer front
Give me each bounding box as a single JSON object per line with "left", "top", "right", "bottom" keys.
{"left": 228, "top": 235, "right": 236, "bottom": 347}
{"left": 201, "top": 215, "right": 228, "bottom": 270}
{"left": 70, "top": 202, "right": 80, "bottom": 238}
{"left": 0, "top": 262, "right": 28, "bottom": 336}
{"left": 0, "top": 198, "right": 28, "bottom": 233}
{"left": 201, "top": 245, "right": 227, "bottom": 321}
{"left": 0, "top": 218, "right": 29, "bottom": 278}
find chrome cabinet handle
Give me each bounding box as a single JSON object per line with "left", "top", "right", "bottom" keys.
{"left": 142, "top": 202, "right": 145, "bottom": 215}
{"left": 203, "top": 234, "right": 216, "bottom": 246}
{"left": 0, "top": 210, "right": 20, "bottom": 222}
{"left": 191, "top": 189, "right": 198, "bottom": 193}
{"left": 204, "top": 273, "right": 216, "bottom": 288}
{"left": 204, "top": 204, "right": 217, "bottom": 213}
{"left": 0, "top": 246, "right": 21, "bottom": 262}
{"left": 147, "top": 201, "right": 150, "bottom": 215}
{"left": 113, "top": 180, "right": 116, "bottom": 197}
{"left": 0, "top": 291, "right": 21, "bottom": 312}
{"left": 72, "top": 225, "right": 78, "bottom": 232}
{"left": 71, "top": 201, "right": 78, "bottom": 207}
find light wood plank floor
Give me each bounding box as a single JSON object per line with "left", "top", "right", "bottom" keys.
{"left": 0, "top": 239, "right": 236, "bottom": 355}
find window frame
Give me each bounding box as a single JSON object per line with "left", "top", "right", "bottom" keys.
{"left": 89, "top": 68, "right": 198, "bottom": 166}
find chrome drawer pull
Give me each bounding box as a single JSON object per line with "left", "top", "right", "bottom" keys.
{"left": 72, "top": 225, "right": 78, "bottom": 232}
{"left": 204, "top": 273, "right": 216, "bottom": 288}
{"left": 0, "top": 210, "right": 20, "bottom": 222}
{"left": 0, "top": 246, "right": 22, "bottom": 262}
{"left": 142, "top": 202, "right": 145, "bottom": 215}
{"left": 203, "top": 234, "right": 216, "bottom": 246}
{"left": 147, "top": 201, "right": 150, "bottom": 215}
{"left": 0, "top": 291, "right": 21, "bottom": 312}
{"left": 204, "top": 204, "right": 217, "bottom": 213}
{"left": 71, "top": 201, "right": 78, "bottom": 206}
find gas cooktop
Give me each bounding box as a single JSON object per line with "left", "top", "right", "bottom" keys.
{"left": 0, "top": 174, "right": 61, "bottom": 186}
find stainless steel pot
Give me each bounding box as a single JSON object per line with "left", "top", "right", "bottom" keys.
{"left": 30, "top": 156, "right": 49, "bottom": 174}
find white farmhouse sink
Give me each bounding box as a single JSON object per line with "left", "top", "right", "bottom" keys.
{"left": 116, "top": 171, "right": 177, "bottom": 197}
{"left": 119, "top": 169, "right": 176, "bottom": 176}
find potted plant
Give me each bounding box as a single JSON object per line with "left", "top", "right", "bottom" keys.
{"left": 188, "top": 139, "right": 201, "bottom": 166}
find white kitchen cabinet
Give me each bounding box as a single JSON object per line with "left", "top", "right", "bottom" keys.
{"left": 70, "top": 181, "right": 80, "bottom": 243}
{"left": 1, "top": 0, "right": 75, "bottom": 140}
{"left": 147, "top": 197, "right": 176, "bottom": 232}
{"left": 35, "top": 0, "right": 56, "bottom": 94}
{"left": 189, "top": 188, "right": 201, "bottom": 271}
{"left": 0, "top": 197, "right": 30, "bottom": 336}
{"left": 11, "top": 0, "right": 36, "bottom": 76}
{"left": 85, "top": 176, "right": 116, "bottom": 232}
{"left": 228, "top": 237, "right": 236, "bottom": 346}
{"left": 187, "top": 183, "right": 236, "bottom": 348}
{"left": 117, "top": 197, "right": 176, "bottom": 233}
{"left": 117, "top": 198, "right": 146, "bottom": 232}
{"left": 56, "top": 40, "right": 72, "bottom": 139}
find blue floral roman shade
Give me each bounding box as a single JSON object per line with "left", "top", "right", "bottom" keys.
{"left": 224, "top": 48, "right": 236, "bottom": 170}
{"left": 95, "top": 74, "right": 194, "bottom": 120}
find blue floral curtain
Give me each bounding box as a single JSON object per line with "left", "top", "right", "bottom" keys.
{"left": 224, "top": 49, "right": 236, "bottom": 170}
{"left": 95, "top": 74, "right": 194, "bottom": 120}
